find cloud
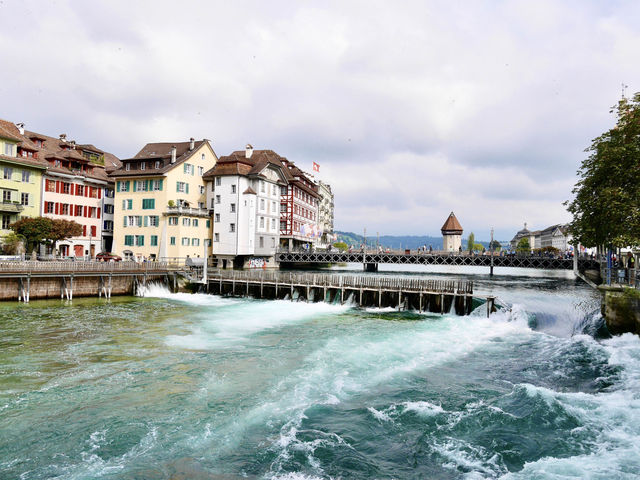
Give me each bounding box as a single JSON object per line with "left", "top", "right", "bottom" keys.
{"left": 1, "top": 0, "right": 639, "bottom": 238}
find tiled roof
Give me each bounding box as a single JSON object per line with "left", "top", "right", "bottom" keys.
{"left": 0, "top": 154, "right": 47, "bottom": 170}
{"left": 441, "top": 212, "right": 463, "bottom": 233}
{"left": 243, "top": 186, "right": 257, "bottom": 195}
{"left": 0, "top": 119, "right": 23, "bottom": 142}
{"left": 109, "top": 140, "right": 212, "bottom": 177}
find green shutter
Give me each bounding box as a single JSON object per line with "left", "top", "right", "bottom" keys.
{"left": 176, "top": 182, "right": 180, "bottom": 192}
{"left": 128, "top": 199, "right": 132, "bottom": 209}
{"left": 150, "top": 199, "right": 155, "bottom": 209}
{"left": 186, "top": 183, "right": 189, "bottom": 194}
{"left": 159, "top": 179, "right": 163, "bottom": 191}
{"left": 123, "top": 216, "right": 127, "bottom": 227}
{"left": 144, "top": 216, "right": 148, "bottom": 227}
{"left": 126, "top": 181, "right": 130, "bottom": 192}
{"left": 146, "top": 180, "right": 150, "bottom": 191}
{"left": 117, "top": 181, "right": 121, "bottom": 192}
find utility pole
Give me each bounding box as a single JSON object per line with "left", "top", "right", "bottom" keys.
{"left": 490, "top": 227, "right": 494, "bottom": 277}
{"left": 363, "top": 227, "right": 367, "bottom": 269}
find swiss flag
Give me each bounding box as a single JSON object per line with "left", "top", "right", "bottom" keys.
{"left": 312, "top": 162, "right": 320, "bottom": 172}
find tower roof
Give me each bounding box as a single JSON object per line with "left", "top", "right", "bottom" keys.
{"left": 441, "top": 212, "right": 463, "bottom": 234}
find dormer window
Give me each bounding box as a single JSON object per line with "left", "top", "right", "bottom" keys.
{"left": 140, "top": 162, "right": 146, "bottom": 171}
{"left": 125, "top": 163, "right": 130, "bottom": 171}
{"left": 55, "top": 160, "right": 61, "bottom": 167}
{"left": 155, "top": 160, "right": 161, "bottom": 169}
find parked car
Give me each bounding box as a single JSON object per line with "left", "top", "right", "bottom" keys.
{"left": 95, "top": 252, "right": 122, "bottom": 262}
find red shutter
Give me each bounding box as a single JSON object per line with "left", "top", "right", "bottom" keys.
{"left": 97, "top": 208, "right": 101, "bottom": 219}
{"left": 98, "top": 188, "right": 102, "bottom": 199}
{"left": 86, "top": 187, "right": 89, "bottom": 197}
{"left": 83, "top": 225, "right": 86, "bottom": 236}
{"left": 83, "top": 206, "right": 87, "bottom": 217}
{"left": 54, "top": 203, "right": 59, "bottom": 214}
{"left": 56, "top": 181, "right": 60, "bottom": 193}
{"left": 91, "top": 226, "right": 96, "bottom": 236}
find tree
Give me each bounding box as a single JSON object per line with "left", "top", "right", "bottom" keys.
{"left": 467, "top": 232, "right": 475, "bottom": 253}
{"left": 1, "top": 232, "right": 25, "bottom": 255}
{"left": 517, "top": 237, "right": 531, "bottom": 253}
{"left": 489, "top": 240, "right": 501, "bottom": 251}
{"left": 50, "top": 219, "right": 83, "bottom": 245}
{"left": 10, "top": 217, "right": 53, "bottom": 252}
{"left": 566, "top": 92, "right": 640, "bottom": 248}
{"left": 333, "top": 241, "right": 348, "bottom": 252}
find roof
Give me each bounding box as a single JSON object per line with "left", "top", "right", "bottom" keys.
{"left": 0, "top": 119, "right": 22, "bottom": 142}
{"left": 109, "top": 139, "right": 212, "bottom": 177}
{"left": 243, "top": 187, "right": 257, "bottom": 195}
{"left": 441, "top": 212, "right": 463, "bottom": 234}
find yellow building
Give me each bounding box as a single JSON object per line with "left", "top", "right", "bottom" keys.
{"left": 110, "top": 139, "right": 217, "bottom": 260}
{"left": 0, "top": 120, "right": 46, "bottom": 239}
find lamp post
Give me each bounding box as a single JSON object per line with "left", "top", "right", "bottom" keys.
{"left": 490, "top": 227, "right": 494, "bottom": 277}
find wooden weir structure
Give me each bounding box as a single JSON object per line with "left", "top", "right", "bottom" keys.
{"left": 207, "top": 270, "right": 494, "bottom": 316}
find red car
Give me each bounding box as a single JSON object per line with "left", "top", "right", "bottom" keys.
{"left": 96, "top": 252, "right": 122, "bottom": 262}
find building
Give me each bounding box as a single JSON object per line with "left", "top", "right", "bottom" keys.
{"left": 0, "top": 120, "right": 46, "bottom": 241}
{"left": 203, "top": 145, "right": 290, "bottom": 269}
{"left": 551, "top": 225, "right": 572, "bottom": 252}
{"left": 279, "top": 157, "right": 320, "bottom": 250}
{"left": 110, "top": 139, "right": 217, "bottom": 260}
{"left": 510, "top": 223, "right": 537, "bottom": 251}
{"left": 441, "top": 212, "right": 463, "bottom": 252}
{"left": 317, "top": 180, "right": 334, "bottom": 248}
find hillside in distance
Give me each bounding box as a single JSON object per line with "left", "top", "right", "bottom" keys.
{"left": 335, "top": 231, "right": 490, "bottom": 250}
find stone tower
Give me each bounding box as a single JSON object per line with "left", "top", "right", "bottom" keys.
{"left": 441, "top": 212, "right": 463, "bottom": 252}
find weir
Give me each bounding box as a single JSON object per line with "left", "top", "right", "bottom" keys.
{"left": 206, "top": 270, "right": 491, "bottom": 316}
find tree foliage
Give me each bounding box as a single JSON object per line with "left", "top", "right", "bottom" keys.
{"left": 517, "top": 237, "right": 531, "bottom": 253}
{"left": 467, "top": 232, "right": 475, "bottom": 253}
{"left": 10, "top": 217, "right": 83, "bottom": 251}
{"left": 332, "top": 241, "right": 348, "bottom": 252}
{"left": 1, "top": 232, "right": 25, "bottom": 255}
{"left": 489, "top": 240, "right": 501, "bottom": 251}
{"left": 566, "top": 92, "right": 640, "bottom": 248}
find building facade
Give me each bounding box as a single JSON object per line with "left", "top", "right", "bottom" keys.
{"left": 110, "top": 139, "right": 217, "bottom": 260}
{"left": 0, "top": 120, "right": 46, "bottom": 241}
{"left": 204, "top": 146, "right": 289, "bottom": 269}
{"left": 279, "top": 158, "right": 320, "bottom": 249}
{"left": 441, "top": 212, "right": 463, "bottom": 252}
{"left": 317, "top": 180, "right": 334, "bottom": 248}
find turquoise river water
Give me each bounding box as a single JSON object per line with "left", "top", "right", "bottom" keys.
{"left": 1, "top": 266, "right": 640, "bottom": 479}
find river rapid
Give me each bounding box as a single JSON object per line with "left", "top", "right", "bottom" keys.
{"left": 1, "top": 266, "right": 639, "bottom": 479}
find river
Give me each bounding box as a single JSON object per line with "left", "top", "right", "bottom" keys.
{"left": 1, "top": 266, "right": 639, "bottom": 479}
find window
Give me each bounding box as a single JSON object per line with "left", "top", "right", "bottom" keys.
{"left": 230, "top": 203, "right": 236, "bottom": 213}
{"left": 182, "top": 218, "right": 191, "bottom": 226}
{"left": 204, "top": 239, "right": 211, "bottom": 247}
{"left": 184, "top": 163, "right": 194, "bottom": 175}
{"left": 63, "top": 183, "right": 70, "bottom": 194}
{"left": 193, "top": 219, "right": 199, "bottom": 227}
{"left": 229, "top": 223, "right": 235, "bottom": 233}
{"left": 272, "top": 237, "right": 276, "bottom": 248}
{"left": 61, "top": 204, "right": 70, "bottom": 215}
{"left": 90, "top": 225, "right": 97, "bottom": 237}
{"left": 260, "top": 199, "right": 265, "bottom": 211}
{"left": 3, "top": 167, "right": 12, "bottom": 179}
{"left": 210, "top": 198, "right": 215, "bottom": 208}
{"left": 260, "top": 217, "right": 264, "bottom": 228}
{"left": 271, "top": 218, "right": 276, "bottom": 230}
{"left": 76, "top": 185, "right": 84, "bottom": 196}
{"left": 261, "top": 181, "right": 265, "bottom": 193}
{"left": 168, "top": 216, "right": 178, "bottom": 225}
{"left": 155, "top": 160, "right": 161, "bottom": 169}
{"left": 149, "top": 215, "right": 159, "bottom": 227}
{"left": 153, "top": 180, "right": 163, "bottom": 191}
{"left": 118, "top": 181, "right": 130, "bottom": 192}
{"left": 125, "top": 163, "right": 130, "bottom": 171}
{"left": 104, "top": 204, "right": 114, "bottom": 214}
{"left": 259, "top": 236, "right": 264, "bottom": 248}
{"left": 45, "top": 179, "right": 55, "bottom": 192}
{"left": 214, "top": 233, "right": 219, "bottom": 242}
{"left": 1, "top": 215, "right": 9, "bottom": 229}
{"left": 192, "top": 238, "right": 200, "bottom": 246}
{"left": 122, "top": 199, "right": 133, "bottom": 210}
{"left": 215, "top": 195, "right": 221, "bottom": 204}
{"left": 199, "top": 185, "right": 205, "bottom": 194}
{"left": 4, "top": 144, "right": 14, "bottom": 156}
{"left": 150, "top": 235, "right": 158, "bottom": 246}
{"left": 21, "top": 170, "right": 30, "bottom": 183}
{"left": 206, "top": 219, "right": 210, "bottom": 228}
{"left": 201, "top": 153, "right": 205, "bottom": 161}
{"left": 103, "top": 220, "right": 113, "bottom": 230}
{"left": 170, "top": 236, "right": 176, "bottom": 245}
{"left": 142, "top": 198, "right": 155, "bottom": 209}
{"left": 135, "top": 180, "right": 146, "bottom": 192}
{"left": 20, "top": 193, "right": 29, "bottom": 206}
{"left": 198, "top": 166, "right": 204, "bottom": 176}
{"left": 75, "top": 205, "right": 83, "bottom": 216}
{"left": 124, "top": 235, "right": 134, "bottom": 246}
{"left": 198, "top": 202, "right": 205, "bottom": 209}
{"left": 177, "top": 181, "right": 186, "bottom": 193}
{"left": 45, "top": 201, "right": 54, "bottom": 213}
{"left": 215, "top": 213, "right": 220, "bottom": 222}
{"left": 231, "top": 184, "right": 236, "bottom": 194}
{"left": 181, "top": 237, "right": 189, "bottom": 246}
{"left": 272, "top": 201, "right": 276, "bottom": 213}
{"left": 215, "top": 177, "right": 221, "bottom": 186}
{"left": 139, "top": 162, "right": 146, "bottom": 171}
{"left": 135, "top": 235, "right": 144, "bottom": 246}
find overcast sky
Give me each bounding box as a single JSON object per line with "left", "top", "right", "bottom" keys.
{"left": 1, "top": 0, "right": 639, "bottom": 240}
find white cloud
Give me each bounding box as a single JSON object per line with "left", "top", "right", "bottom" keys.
{"left": 0, "top": 0, "right": 639, "bottom": 238}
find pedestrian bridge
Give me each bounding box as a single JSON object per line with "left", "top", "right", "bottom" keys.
{"left": 276, "top": 251, "right": 601, "bottom": 272}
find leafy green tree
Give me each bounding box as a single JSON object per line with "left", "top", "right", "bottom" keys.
{"left": 517, "top": 237, "right": 531, "bottom": 253}
{"left": 10, "top": 217, "right": 53, "bottom": 252}
{"left": 50, "top": 219, "right": 83, "bottom": 245}
{"left": 333, "top": 241, "right": 348, "bottom": 252}
{"left": 467, "top": 232, "right": 475, "bottom": 253}
{"left": 489, "top": 240, "right": 501, "bottom": 251}
{"left": 1, "top": 232, "right": 25, "bottom": 255}
{"left": 566, "top": 92, "right": 640, "bottom": 248}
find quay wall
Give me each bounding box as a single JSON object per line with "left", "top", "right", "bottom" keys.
{"left": 0, "top": 274, "right": 168, "bottom": 301}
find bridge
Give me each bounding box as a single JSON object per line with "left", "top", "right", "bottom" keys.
{"left": 276, "top": 250, "right": 601, "bottom": 273}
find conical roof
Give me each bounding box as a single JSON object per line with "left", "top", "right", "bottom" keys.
{"left": 441, "top": 212, "right": 463, "bottom": 234}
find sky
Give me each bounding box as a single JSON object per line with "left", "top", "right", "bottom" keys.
{"left": 1, "top": 0, "right": 639, "bottom": 241}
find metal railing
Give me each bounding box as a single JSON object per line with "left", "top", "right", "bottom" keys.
{"left": 0, "top": 261, "right": 171, "bottom": 273}
{"left": 602, "top": 268, "right": 639, "bottom": 288}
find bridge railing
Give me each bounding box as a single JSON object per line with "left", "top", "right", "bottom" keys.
{"left": 602, "top": 268, "right": 639, "bottom": 288}
{"left": 207, "top": 269, "right": 473, "bottom": 294}
{"left": 0, "top": 261, "right": 171, "bottom": 273}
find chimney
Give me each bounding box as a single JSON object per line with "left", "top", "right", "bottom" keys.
{"left": 245, "top": 144, "right": 253, "bottom": 159}
{"left": 59, "top": 133, "right": 67, "bottom": 142}
{"left": 70, "top": 140, "right": 76, "bottom": 149}
{"left": 171, "top": 145, "right": 177, "bottom": 163}
{"left": 16, "top": 123, "right": 24, "bottom": 135}
{"left": 189, "top": 137, "right": 195, "bottom": 150}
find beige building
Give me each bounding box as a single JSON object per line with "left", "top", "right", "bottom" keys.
{"left": 441, "top": 212, "right": 463, "bottom": 252}
{"left": 110, "top": 139, "right": 217, "bottom": 260}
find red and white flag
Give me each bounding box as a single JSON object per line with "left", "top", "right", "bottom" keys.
{"left": 312, "top": 162, "right": 320, "bottom": 172}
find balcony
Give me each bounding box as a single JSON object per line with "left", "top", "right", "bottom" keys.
{"left": 164, "top": 206, "right": 211, "bottom": 218}
{"left": 0, "top": 201, "right": 24, "bottom": 213}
